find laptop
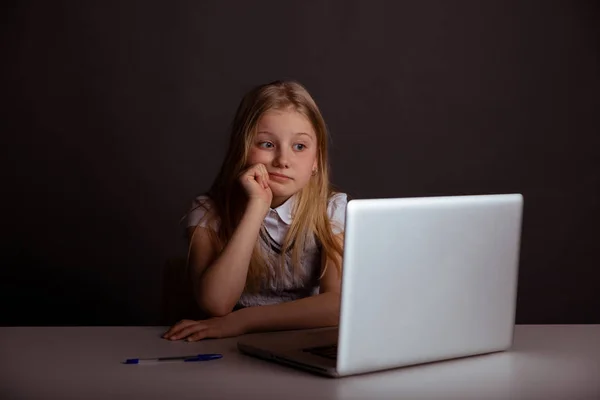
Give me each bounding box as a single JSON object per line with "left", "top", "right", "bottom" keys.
{"left": 237, "top": 193, "right": 524, "bottom": 377}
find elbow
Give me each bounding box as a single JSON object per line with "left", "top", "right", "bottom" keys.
{"left": 205, "top": 306, "right": 232, "bottom": 318}
{"left": 193, "top": 282, "right": 236, "bottom": 318}
{"left": 196, "top": 297, "right": 235, "bottom": 318}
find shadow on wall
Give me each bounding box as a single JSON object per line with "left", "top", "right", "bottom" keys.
{"left": 160, "top": 258, "right": 206, "bottom": 325}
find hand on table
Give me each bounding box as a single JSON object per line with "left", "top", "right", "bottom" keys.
{"left": 162, "top": 312, "right": 246, "bottom": 342}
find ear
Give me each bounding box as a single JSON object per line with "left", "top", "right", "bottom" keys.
{"left": 312, "top": 158, "right": 318, "bottom": 171}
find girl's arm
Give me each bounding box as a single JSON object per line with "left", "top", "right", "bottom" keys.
{"left": 163, "top": 234, "right": 344, "bottom": 341}
{"left": 234, "top": 234, "right": 343, "bottom": 332}
{"left": 189, "top": 163, "right": 272, "bottom": 317}
{"left": 236, "top": 292, "right": 340, "bottom": 333}
{"left": 188, "top": 201, "right": 266, "bottom": 317}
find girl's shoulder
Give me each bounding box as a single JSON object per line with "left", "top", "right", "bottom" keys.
{"left": 327, "top": 191, "right": 348, "bottom": 211}
{"left": 187, "top": 195, "right": 219, "bottom": 230}
{"left": 327, "top": 192, "right": 349, "bottom": 234}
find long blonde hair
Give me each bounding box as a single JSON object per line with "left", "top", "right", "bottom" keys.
{"left": 189, "top": 80, "right": 343, "bottom": 292}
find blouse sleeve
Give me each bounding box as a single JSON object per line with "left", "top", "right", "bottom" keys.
{"left": 186, "top": 195, "right": 219, "bottom": 230}
{"left": 327, "top": 192, "right": 348, "bottom": 235}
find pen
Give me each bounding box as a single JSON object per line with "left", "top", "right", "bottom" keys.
{"left": 124, "top": 353, "right": 223, "bottom": 365}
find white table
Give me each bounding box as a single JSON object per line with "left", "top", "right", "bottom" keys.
{"left": 1, "top": 325, "right": 598, "bottom": 399}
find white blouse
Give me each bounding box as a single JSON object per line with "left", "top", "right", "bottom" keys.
{"left": 187, "top": 192, "right": 348, "bottom": 308}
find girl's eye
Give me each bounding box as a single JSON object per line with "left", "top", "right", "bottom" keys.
{"left": 259, "top": 142, "right": 274, "bottom": 149}
{"left": 293, "top": 144, "right": 306, "bottom": 151}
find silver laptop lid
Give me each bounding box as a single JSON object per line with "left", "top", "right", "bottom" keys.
{"left": 336, "top": 194, "right": 523, "bottom": 376}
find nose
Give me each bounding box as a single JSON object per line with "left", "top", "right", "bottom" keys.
{"left": 273, "top": 147, "right": 290, "bottom": 169}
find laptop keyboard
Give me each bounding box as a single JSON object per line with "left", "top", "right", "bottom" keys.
{"left": 303, "top": 344, "right": 338, "bottom": 360}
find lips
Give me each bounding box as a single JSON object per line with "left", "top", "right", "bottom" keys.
{"left": 269, "top": 172, "right": 292, "bottom": 180}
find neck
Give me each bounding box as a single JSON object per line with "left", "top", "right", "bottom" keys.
{"left": 271, "top": 195, "right": 292, "bottom": 209}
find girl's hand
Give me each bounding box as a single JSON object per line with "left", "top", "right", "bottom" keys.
{"left": 162, "top": 313, "right": 246, "bottom": 342}
{"left": 239, "top": 163, "right": 273, "bottom": 210}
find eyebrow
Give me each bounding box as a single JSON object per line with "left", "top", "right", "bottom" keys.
{"left": 256, "top": 131, "right": 314, "bottom": 140}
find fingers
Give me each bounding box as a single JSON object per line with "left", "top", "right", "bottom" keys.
{"left": 162, "top": 320, "right": 188, "bottom": 337}
{"left": 242, "top": 164, "right": 269, "bottom": 189}
{"left": 263, "top": 166, "right": 270, "bottom": 188}
{"left": 161, "top": 317, "right": 225, "bottom": 342}
{"left": 255, "top": 169, "right": 265, "bottom": 189}
{"left": 162, "top": 319, "right": 198, "bottom": 339}
{"left": 163, "top": 322, "right": 215, "bottom": 342}
{"left": 186, "top": 328, "right": 212, "bottom": 342}
{"left": 254, "top": 164, "right": 269, "bottom": 189}
{"left": 165, "top": 323, "right": 205, "bottom": 341}
{"left": 239, "top": 164, "right": 272, "bottom": 205}
{"left": 173, "top": 325, "right": 204, "bottom": 341}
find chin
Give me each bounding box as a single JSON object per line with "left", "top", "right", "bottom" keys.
{"left": 270, "top": 186, "right": 298, "bottom": 199}
{"left": 271, "top": 189, "right": 293, "bottom": 199}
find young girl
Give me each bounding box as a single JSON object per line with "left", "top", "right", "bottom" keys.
{"left": 163, "top": 80, "right": 347, "bottom": 342}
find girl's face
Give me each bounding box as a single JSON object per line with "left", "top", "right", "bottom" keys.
{"left": 248, "top": 109, "right": 318, "bottom": 207}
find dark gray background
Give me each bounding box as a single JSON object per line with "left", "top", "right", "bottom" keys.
{"left": 2, "top": 0, "right": 599, "bottom": 326}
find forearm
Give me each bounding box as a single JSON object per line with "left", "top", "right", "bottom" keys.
{"left": 235, "top": 292, "right": 341, "bottom": 333}
{"left": 198, "top": 202, "right": 266, "bottom": 316}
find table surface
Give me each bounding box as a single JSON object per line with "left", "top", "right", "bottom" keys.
{"left": 1, "top": 325, "right": 599, "bottom": 400}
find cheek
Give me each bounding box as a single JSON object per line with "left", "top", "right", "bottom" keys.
{"left": 306, "top": 150, "right": 318, "bottom": 170}
{"left": 246, "top": 148, "right": 270, "bottom": 165}
{"left": 298, "top": 154, "right": 318, "bottom": 176}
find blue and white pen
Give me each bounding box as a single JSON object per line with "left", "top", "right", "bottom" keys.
{"left": 124, "top": 353, "right": 223, "bottom": 365}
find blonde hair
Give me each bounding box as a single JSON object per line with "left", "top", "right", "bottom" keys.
{"left": 189, "top": 80, "right": 343, "bottom": 292}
